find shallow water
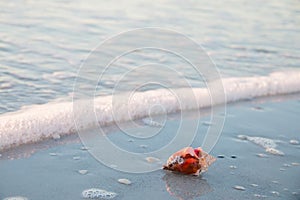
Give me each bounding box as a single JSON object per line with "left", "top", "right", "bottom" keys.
{"left": 0, "top": 0, "right": 300, "bottom": 113}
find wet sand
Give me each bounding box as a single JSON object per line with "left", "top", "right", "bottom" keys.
{"left": 0, "top": 94, "right": 300, "bottom": 200}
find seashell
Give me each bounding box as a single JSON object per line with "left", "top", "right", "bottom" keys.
{"left": 163, "top": 147, "right": 216, "bottom": 176}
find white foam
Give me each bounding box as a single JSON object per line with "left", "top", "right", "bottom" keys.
{"left": 266, "top": 148, "right": 284, "bottom": 156}
{"left": 223, "top": 71, "right": 300, "bottom": 101}
{"left": 237, "top": 135, "right": 277, "bottom": 149}
{"left": 1, "top": 70, "right": 300, "bottom": 150}
{"left": 2, "top": 197, "right": 28, "bottom": 200}
{"left": 142, "top": 118, "right": 163, "bottom": 127}
{"left": 237, "top": 135, "right": 284, "bottom": 156}
{"left": 82, "top": 188, "right": 117, "bottom": 199}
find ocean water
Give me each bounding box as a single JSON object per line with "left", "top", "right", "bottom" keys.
{"left": 0, "top": 0, "right": 300, "bottom": 150}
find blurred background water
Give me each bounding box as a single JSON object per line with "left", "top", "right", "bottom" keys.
{"left": 0, "top": 0, "right": 299, "bottom": 114}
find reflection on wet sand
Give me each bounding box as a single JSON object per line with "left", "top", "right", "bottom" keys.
{"left": 163, "top": 172, "right": 212, "bottom": 200}
{"left": 0, "top": 134, "right": 80, "bottom": 160}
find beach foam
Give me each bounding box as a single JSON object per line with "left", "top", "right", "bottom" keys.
{"left": 237, "top": 135, "right": 284, "bottom": 156}
{"left": 82, "top": 188, "right": 117, "bottom": 199}
{"left": 1, "top": 70, "right": 300, "bottom": 151}
{"left": 2, "top": 197, "right": 28, "bottom": 200}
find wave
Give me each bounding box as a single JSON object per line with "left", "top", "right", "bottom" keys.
{"left": 1, "top": 70, "right": 300, "bottom": 151}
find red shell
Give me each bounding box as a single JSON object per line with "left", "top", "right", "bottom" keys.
{"left": 163, "top": 147, "right": 216, "bottom": 175}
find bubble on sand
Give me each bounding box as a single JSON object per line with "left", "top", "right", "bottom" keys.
{"left": 271, "top": 180, "right": 279, "bottom": 184}
{"left": 279, "top": 168, "right": 286, "bottom": 171}
{"left": 256, "top": 153, "right": 268, "bottom": 158}
{"left": 283, "top": 163, "right": 291, "bottom": 167}
{"left": 270, "top": 191, "right": 280, "bottom": 196}
{"left": 202, "top": 121, "right": 214, "bottom": 126}
{"left": 118, "top": 178, "right": 131, "bottom": 185}
{"left": 73, "top": 156, "right": 80, "bottom": 160}
{"left": 3, "top": 197, "right": 28, "bottom": 200}
{"left": 289, "top": 139, "right": 299, "bottom": 145}
{"left": 233, "top": 185, "right": 245, "bottom": 191}
{"left": 253, "top": 194, "right": 267, "bottom": 198}
{"left": 229, "top": 165, "right": 237, "bottom": 169}
{"left": 82, "top": 188, "right": 117, "bottom": 199}
{"left": 291, "top": 162, "right": 300, "bottom": 166}
{"left": 110, "top": 164, "right": 117, "bottom": 169}
{"left": 146, "top": 157, "right": 160, "bottom": 163}
{"left": 49, "top": 153, "right": 57, "bottom": 156}
{"left": 81, "top": 146, "right": 89, "bottom": 151}
{"left": 78, "top": 170, "right": 88, "bottom": 175}
{"left": 250, "top": 184, "right": 258, "bottom": 187}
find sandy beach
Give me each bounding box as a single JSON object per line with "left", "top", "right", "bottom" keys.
{"left": 1, "top": 94, "right": 299, "bottom": 200}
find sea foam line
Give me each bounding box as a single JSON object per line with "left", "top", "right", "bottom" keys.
{"left": 0, "top": 70, "right": 300, "bottom": 150}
